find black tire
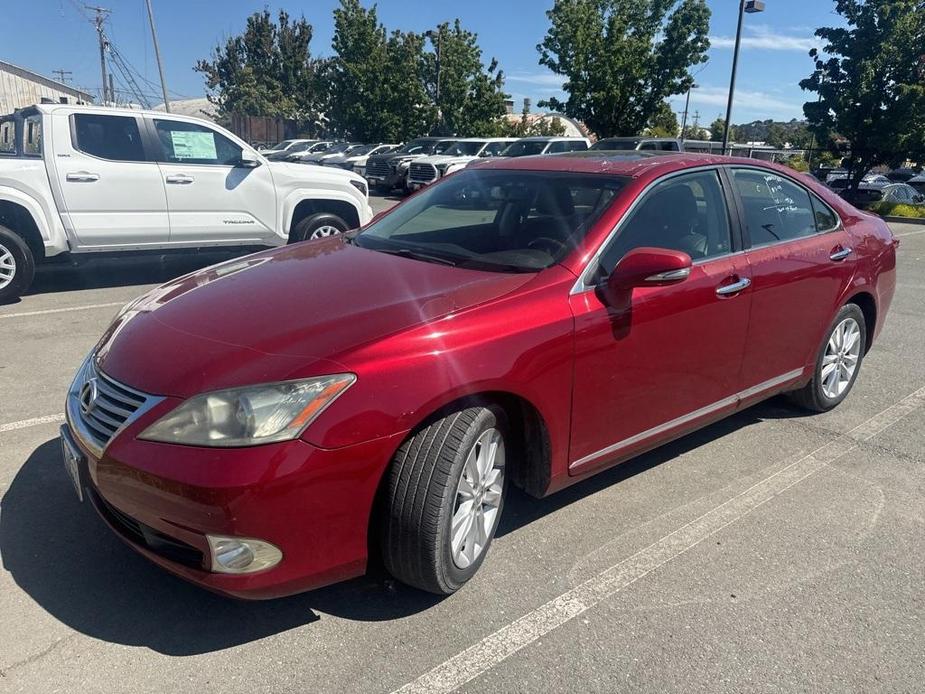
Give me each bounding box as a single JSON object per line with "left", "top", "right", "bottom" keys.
{"left": 289, "top": 213, "right": 349, "bottom": 243}
{"left": 0, "top": 225, "right": 36, "bottom": 304}
{"left": 788, "top": 303, "right": 867, "bottom": 412}
{"left": 373, "top": 184, "right": 391, "bottom": 195}
{"left": 381, "top": 406, "right": 509, "bottom": 595}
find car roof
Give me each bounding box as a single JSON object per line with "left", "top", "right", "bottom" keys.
{"left": 516, "top": 136, "right": 587, "bottom": 142}
{"left": 475, "top": 150, "right": 798, "bottom": 178}
{"left": 456, "top": 137, "right": 516, "bottom": 142}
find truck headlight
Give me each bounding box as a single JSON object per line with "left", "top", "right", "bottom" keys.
{"left": 139, "top": 375, "right": 355, "bottom": 447}
{"left": 350, "top": 179, "right": 368, "bottom": 197}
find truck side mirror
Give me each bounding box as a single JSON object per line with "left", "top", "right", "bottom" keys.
{"left": 238, "top": 150, "right": 261, "bottom": 168}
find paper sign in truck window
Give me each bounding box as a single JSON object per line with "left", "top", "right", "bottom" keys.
{"left": 170, "top": 131, "right": 217, "bottom": 160}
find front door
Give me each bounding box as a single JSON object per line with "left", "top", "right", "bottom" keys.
{"left": 149, "top": 117, "right": 276, "bottom": 244}
{"left": 568, "top": 169, "right": 752, "bottom": 474}
{"left": 728, "top": 167, "right": 857, "bottom": 389}
{"left": 51, "top": 111, "right": 169, "bottom": 247}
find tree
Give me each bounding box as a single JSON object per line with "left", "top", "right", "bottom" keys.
{"left": 537, "top": 0, "right": 711, "bottom": 137}
{"left": 708, "top": 116, "right": 731, "bottom": 142}
{"left": 381, "top": 31, "right": 439, "bottom": 141}
{"left": 644, "top": 101, "right": 679, "bottom": 137}
{"left": 425, "top": 21, "right": 509, "bottom": 136}
{"left": 499, "top": 101, "right": 568, "bottom": 137}
{"left": 196, "top": 10, "right": 326, "bottom": 127}
{"left": 800, "top": 0, "right": 925, "bottom": 194}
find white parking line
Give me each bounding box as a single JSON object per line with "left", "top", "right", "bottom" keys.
{"left": 0, "top": 301, "right": 123, "bottom": 319}
{"left": 393, "top": 385, "right": 925, "bottom": 694}
{"left": 0, "top": 413, "right": 65, "bottom": 434}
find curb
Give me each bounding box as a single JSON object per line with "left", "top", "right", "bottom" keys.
{"left": 881, "top": 215, "right": 925, "bottom": 226}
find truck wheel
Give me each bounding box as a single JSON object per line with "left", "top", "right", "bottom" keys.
{"left": 0, "top": 225, "right": 35, "bottom": 303}
{"left": 289, "top": 213, "right": 349, "bottom": 243}
{"left": 381, "top": 406, "right": 508, "bottom": 595}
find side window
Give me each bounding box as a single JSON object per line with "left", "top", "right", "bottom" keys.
{"left": 73, "top": 114, "right": 143, "bottom": 161}
{"left": 0, "top": 119, "right": 14, "bottom": 155}
{"left": 638, "top": 141, "right": 657, "bottom": 151}
{"left": 809, "top": 193, "right": 839, "bottom": 232}
{"left": 483, "top": 142, "right": 508, "bottom": 157}
{"left": 565, "top": 140, "right": 588, "bottom": 152}
{"left": 660, "top": 141, "right": 680, "bottom": 151}
{"left": 546, "top": 141, "right": 567, "bottom": 154}
{"left": 731, "top": 169, "right": 817, "bottom": 246}
{"left": 598, "top": 170, "right": 732, "bottom": 275}
{"left": 23, "top": 115, "right": 43, "bottom": 156}
{"left": 154, "top": 119, "right": 241, "bottom": 165}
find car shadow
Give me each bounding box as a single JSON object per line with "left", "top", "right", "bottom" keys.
{"left": 26, "top": 249, "right": 263, "bottom": 296}
{"left": 1, "top": 396, "right": 808, "bottom": 656}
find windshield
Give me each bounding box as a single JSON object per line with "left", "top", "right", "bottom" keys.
{"left": 433, "top": 140, "right": 457, "bottom": 154}
{"left": 354, "top": 169, "right": 626, "bottom": 272}
{"left": 307, "top": 142, "right": 332, "bottom": 152}
{"left": 350, "top": 144, "right": 378, "bottom": 156}
{"left": 268, "top": 139, "right": 296, "bottom": 151}
{"left": 445, "top": 141, "right": 486, "bottom": 156}
{"left": 324, "top": 143, "right": 353, "bottom": 154}
{"left": 395, "top": 139, "right": 436, "bottom": 155}
{"left": 502, "top": 141, "right": 548, "bottom": 157}
{"left": 287, "top": 142, "right": 316, "bottom": 154}
{"left": 591, "top": 139, "right": 640, "bottom": 151}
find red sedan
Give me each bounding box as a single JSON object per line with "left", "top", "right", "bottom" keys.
{"left": 62, "top": 152, "right": 897, "bottom": 598}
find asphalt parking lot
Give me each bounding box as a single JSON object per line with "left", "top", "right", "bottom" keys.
{"left": 1, "top": 207, "right": 923, "bottom": 693}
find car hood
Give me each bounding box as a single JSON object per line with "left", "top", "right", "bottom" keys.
{"left": 414, "top": 154, "right": 477, "bottom": 167}
{"left": 266, "top": 160, "right": 361, "bottom": 185}
{"left": 96, "top": 239, "right": 534, "bottom": 398}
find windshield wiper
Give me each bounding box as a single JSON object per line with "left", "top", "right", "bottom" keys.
{"left": 373, "top": 247, "right": 459, "bottom": 266}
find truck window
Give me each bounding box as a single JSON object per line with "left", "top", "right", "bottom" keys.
{"left": 0, "top": 120, "right": 13, "bottom": 155}
{"left": 73, "top": 114, "right": 144, "bottom": 161}
{"left": 154, "top": 119, "right": 242, "bottom": 165}
{"left": 23, "top": 115, "right": 43, "bottom": 156}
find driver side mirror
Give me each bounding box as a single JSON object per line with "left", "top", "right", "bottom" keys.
{"left": 602, "top": 247, "right": 692, "bottom": 305}
{"left": 238, "top": 150, "right": 261, "bottom": 168}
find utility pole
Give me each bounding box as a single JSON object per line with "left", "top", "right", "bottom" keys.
{"left": 86, "top": 5, "right": 111, "bottom": 104}
{"left": 680, "top": 83, "right": 697, "bottom": 140}
{"left": 145, "top": 0, "right": 170, "bottom": 112}
{"left": 52, "top": 69, "right": 73, "bottom": 84}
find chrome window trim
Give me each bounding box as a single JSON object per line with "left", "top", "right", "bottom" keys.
{"left": 570, "top": 164, "right": 730, "bottom": 295}
{"left": 570, "top": 368, "right": 805, "bottom": 470}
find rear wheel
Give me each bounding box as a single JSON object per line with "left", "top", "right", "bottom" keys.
{"left": 0, "top": 225, "right": 35, "bottom": 303}
{"left": 289, "top": 213, "right": 349, "bottom": 243}
{"left": 381, "top": 406, "right": 508, "bottom": 594}
{"left": 788, "top": 303, "right": 866, "bottom": 412}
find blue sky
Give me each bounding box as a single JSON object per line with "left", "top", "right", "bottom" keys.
{"left": 6, "top": 1, "right": 842, "bottom": 125}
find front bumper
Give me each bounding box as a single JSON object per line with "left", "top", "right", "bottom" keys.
{"left": 63, "top": 404, "right": 402, "bottom": 599}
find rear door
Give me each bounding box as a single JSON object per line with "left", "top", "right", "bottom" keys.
{"left": 729, "top": 166, "right": 856, "bottom": 390}
{"left": 149, "top": 117, "right": 276, "bottom": 244}
{"left": 51, "top": 111, "right": 169, "bottom": 247}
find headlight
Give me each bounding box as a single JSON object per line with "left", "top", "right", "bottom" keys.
{"left": 139, "top": 374, "right": 355, "bottom": 447}
{"left": 350, "top": 179, "right": 368, "bottom": 197}
{"left": 397, "top": 160, "right": 410, "bottom": 172}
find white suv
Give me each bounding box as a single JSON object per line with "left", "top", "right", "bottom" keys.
{"left": 0, "top": 104, "right": 372, "bottom": 302}
{"left": 407, "top": 138, "right": 516, "bottom": 189}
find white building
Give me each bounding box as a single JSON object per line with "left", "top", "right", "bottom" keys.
{"left": 0, "top": 61, "right": 93, "bottom": 114}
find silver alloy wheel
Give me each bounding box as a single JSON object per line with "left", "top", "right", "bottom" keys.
{"left": 0, "top": 242, "right": 16, "bottom": 290}
{"left": 310, "top": 225, "right": 342, "bottom": 239}
{"left": 821, "top": 317, "right": 862, "bottom": 399}
{"left": 451, "top": 428, "right": 505, "bottom": 569}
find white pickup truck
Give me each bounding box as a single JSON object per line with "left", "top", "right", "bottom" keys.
{"left": 0, "top": 104, "right": 373, "bottom": 302}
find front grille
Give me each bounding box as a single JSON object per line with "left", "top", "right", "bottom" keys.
{"left": 89, "top": 487, "right": 204, "bottom": 569}
{"left": 74, "top": 360, "right": 152, "bottom": 452}
{"left": 366, "top": 161, "right": 392, "bottom": 178}
{"left": 409, "top": 162, "right": 437, "bottom": 183}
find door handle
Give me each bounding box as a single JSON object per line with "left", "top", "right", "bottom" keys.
{"left": 66, "top": 171, "right": 100, "bottom": 182}
{"left": 830, "top": 246, "right": 853, "bottom": 261}
{"left": 716, "top": 277, "right": 751, "bottom": 296}
{"left": 165, "top": 174, "right": 194, "bottom": 184}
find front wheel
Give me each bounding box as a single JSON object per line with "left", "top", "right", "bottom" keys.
{"left": 289, "top": 213, "right": 349, "bottom": 243}
{"left": 381, "top": 406, "right": 508, "bottom": 594}
{"left": 0, "top": 225, "right": 36, "bottom": 304}
{"left": 788, "top": 303, "right": 866, "bottom": 412}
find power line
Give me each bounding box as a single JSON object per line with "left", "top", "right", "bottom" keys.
{"left": 52, "top": 69, "right": 73, "bottom": 84}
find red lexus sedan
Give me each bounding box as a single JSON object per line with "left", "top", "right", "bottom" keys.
{"left": 62, "top": 152, "right": 897, "bottom": 598}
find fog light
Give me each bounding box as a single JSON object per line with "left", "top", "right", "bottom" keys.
{"left": 207, "top": 535, "right": 283, "bottom": 574}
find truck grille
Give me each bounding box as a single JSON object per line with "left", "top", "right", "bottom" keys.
{"left": 70, "top": 358, "right": 155, "bottom": 454}
{"left": 409, "top": 162, "right": 438, "bottom": 183}
{"left": 365, "top": 161, "right": 392, "bottom": 179}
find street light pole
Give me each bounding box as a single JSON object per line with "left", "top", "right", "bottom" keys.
{"left": 681, "top": 84, "right": 697, "bottom": 139}
{"left": 722, "top": 0, "right": 765, "bottom": 154}
{"left": 145, "top": 0, "right": 171, "bottom": 113}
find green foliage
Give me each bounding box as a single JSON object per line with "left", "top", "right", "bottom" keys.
{"left": 707, "top": 117, "right": 729, "bottom": 142}
{"left": 867, "top": 201, "right": 925, "bottom": 218}
{"left": 800, "top": 0, "right": 925, "bottom": 194}
{"left": 195, "top": 10, "right": 326, "bottom": 127}
{"left": 537, "top": 0, "right": 710, "bottom": 137}
{"left": 644, "top": 102, "right": 679, "bottom": 137}
{"left": 783, "top": 155, "right": 810, "bottom": 172}
{"left": 426, "top": 21, "right": 509, "bottom": 137}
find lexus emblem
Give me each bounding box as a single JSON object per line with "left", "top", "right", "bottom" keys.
{"left": 79, "top": 378, "right": 99, "bottom": 417}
